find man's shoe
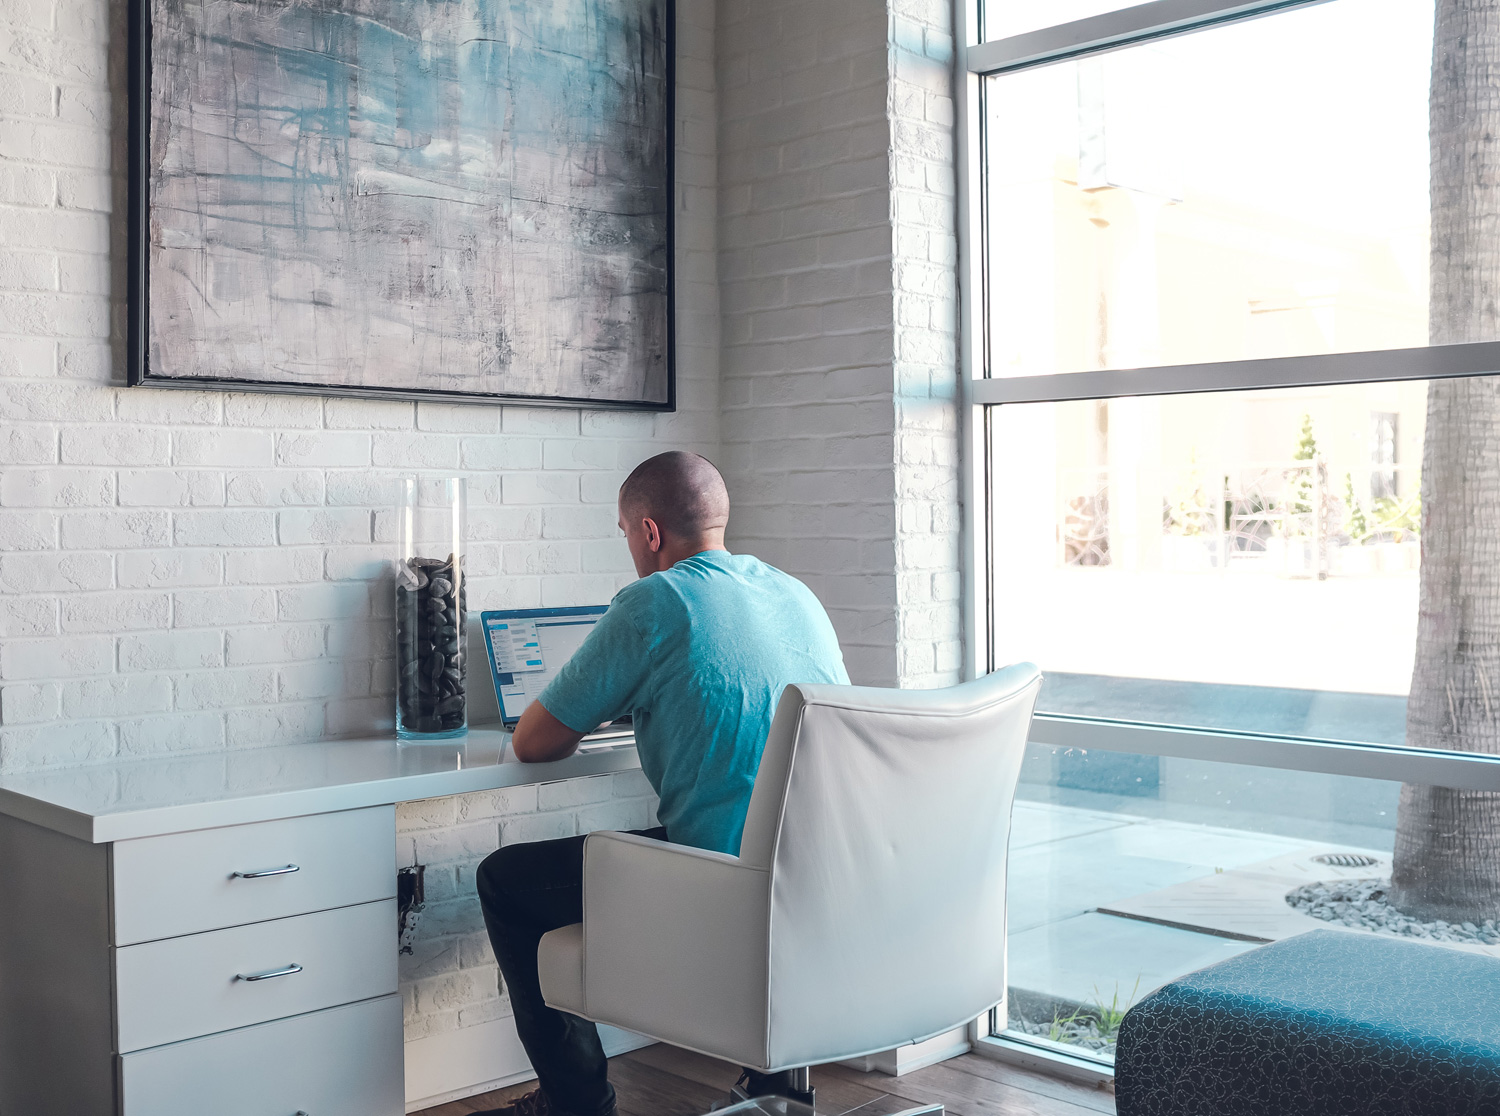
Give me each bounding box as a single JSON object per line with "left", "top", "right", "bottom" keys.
{"left": 470, "top": 1088, "right": 616, "bottom": 1116}
{"left": 470, "top": 1088, "right": 554, "bottom": 1116}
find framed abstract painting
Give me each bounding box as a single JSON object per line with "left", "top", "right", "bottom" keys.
{"left": 127, "top": 0, "right": 674, "bottom": 410}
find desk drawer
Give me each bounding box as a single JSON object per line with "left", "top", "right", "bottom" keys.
{"left": 112, "top": 806, "right": 395, "bottom": 944}
{"left": 114, "top": 899, "right": 397, "bottom": 1052}
{"left": 119, "top": 994, "right": 403, "bottom": 1116}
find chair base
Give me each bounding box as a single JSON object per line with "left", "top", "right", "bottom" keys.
{"left": 715, "top": 1090, "right": 942, "bottom": 1116}
{"left": 729, "top": 1074, "right": 816, "bottom": 1110}
{"left": 715, "top": 1096, "right": 815, "bottom": 1116}
{"left": 715, "top": 1063, "right": 941, "bottom": 1116}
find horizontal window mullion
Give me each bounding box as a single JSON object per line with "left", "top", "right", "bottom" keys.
{"left": 970, "top": 341, "right": 1500, "bottom": 406}
{"left": 972, "top": 1033, "right": 1117, "bottom": 1084}
{"left": 1030, "top": 715, "right": 1500, "bottom": 791}
{"left": 966, "top": 0, "right": 1326, "bottom": 74}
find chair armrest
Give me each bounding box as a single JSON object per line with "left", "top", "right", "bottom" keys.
{"left": 579, "top": 831, "right": 771, "bottom": 1067}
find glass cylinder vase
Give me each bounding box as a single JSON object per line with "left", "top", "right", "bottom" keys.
{"left": 395, "top": 477, "right": 468, "bottom": 740}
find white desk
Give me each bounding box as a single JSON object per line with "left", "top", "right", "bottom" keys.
{"left": 0, "top": 730, "right": 640, "bottom": 1116}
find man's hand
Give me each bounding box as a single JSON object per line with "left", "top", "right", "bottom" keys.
{"left": 511, "top": 700, "right": 587, "bottom": 763}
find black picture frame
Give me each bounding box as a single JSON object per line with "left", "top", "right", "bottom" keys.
{"left": 126, "top": 0, "right": 676, "bottom": 413}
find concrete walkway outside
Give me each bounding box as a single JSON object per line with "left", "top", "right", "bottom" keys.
{"left": 1002, "top": 795, "right": 1433, "bottom": 1054}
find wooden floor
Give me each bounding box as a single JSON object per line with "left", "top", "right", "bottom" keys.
{"left": 415, "top": 1044, "right": 1115, "bottom": 1116}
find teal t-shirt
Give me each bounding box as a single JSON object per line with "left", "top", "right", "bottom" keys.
{"left": 538, "top": 550, "right": 849, "bottom": 855}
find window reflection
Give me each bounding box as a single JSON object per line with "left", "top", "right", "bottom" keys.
{"left": 1001, "top": 745, "right": 1500, "bottom": 1063}
{"left": 983, "top": 0, "right": 1438, "bottom": 378}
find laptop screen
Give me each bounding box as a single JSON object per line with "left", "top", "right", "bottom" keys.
{"left": 481, "top": 606, "right": 624, "bottom": 729}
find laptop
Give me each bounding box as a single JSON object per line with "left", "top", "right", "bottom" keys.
{"left": 480, "top": 606, "right": 634, "bottom": 747}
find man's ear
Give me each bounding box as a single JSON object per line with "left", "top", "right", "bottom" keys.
{"left": 644, "top": 517, "right": 663, "bottom": 552}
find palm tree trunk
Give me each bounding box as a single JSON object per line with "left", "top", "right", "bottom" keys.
{"left": 1390, "top": 0, "right": 1500, "bottom": 921}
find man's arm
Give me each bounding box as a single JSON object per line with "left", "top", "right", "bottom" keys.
{"left": 511, "top": 699, "right": 587, "bottom": 763}
{"left": 518, "top": 595, "right": 647, "bottom": 763}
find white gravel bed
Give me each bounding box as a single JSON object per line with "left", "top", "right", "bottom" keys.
{"left": 1286, "top": 877, "right": 1500, "bottom": 945}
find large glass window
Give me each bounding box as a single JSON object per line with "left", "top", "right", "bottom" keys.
{"left": 963, "top": 0, "right": 1500, "bottom": 1073}
{"left": 1006, "top": 744, "right": 1498, "bottom": 1064}
{"left": 984, "top": 0, "right": 1437, "bottom": 379}
{"left": 991, "top": 380, "right": 1435, "bottom": 747}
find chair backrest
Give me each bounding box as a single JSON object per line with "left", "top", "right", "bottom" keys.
{"left": 738, "top": 663, "right": 1041, "bottom": 1071}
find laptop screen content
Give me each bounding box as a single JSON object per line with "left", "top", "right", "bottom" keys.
{"left": 481, "top": 606, "right": 627, "bottom": 731}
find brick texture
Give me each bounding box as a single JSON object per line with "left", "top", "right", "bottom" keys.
{"left": 890, "top": 0, "right": 963, "bottom": 687}
{"left": 0, "top": 0, "right": 719, "bottom": 1048}
{"left": 396, "top": 771, "right": 658, "bottom": 1040}
{"left": 716, "top": 0, "right": 961, "bottom": 688}
{"left": 716, "top": 0, "right": 899, "bottom": 686}
{"left": 0, "top": 0, "right": 968, "bottom": 1072}
{"left": 0, "top": 0, "right": 720, "bottom": 768}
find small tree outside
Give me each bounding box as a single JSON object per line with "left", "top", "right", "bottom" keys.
{"left": 1291, "top": 413, "right": 1318, "bottom": 518}
{"left": 1344, "top": 472, "right": 1368, "bottom": 543}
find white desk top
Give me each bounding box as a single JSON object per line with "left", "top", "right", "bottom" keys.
{"left": 0, "top": 729, "right": 640, "bottom": 844}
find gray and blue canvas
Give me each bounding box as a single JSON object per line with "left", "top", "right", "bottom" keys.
{"left": 148, "top": 0, "right": 670, "bottom": 402}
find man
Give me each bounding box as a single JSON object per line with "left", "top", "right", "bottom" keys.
{"left": 474, "top": 451, "right": 849, "bottom": 1116}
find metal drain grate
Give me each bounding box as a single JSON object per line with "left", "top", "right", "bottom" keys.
{"left": 1313, "top": 852, "right": 1380, "bottom": 869}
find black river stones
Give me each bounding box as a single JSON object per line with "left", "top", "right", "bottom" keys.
{"left": 395, "top": 554, "right": 467, "bottom": 735}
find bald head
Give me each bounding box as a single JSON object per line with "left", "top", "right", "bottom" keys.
{"left": 619, "top": 451, "right": 730, "bottom": 540}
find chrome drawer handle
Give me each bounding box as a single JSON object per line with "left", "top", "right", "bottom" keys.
{"left": 236, "top": 963, "right": 303, "bottom": 982}
{"left": 230, "top": 864, "right": 300, "bottom": 880}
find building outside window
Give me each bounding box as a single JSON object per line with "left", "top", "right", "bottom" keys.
{"left": 958, "top": 0, "right": 1500, "bottom": 1075}
{"left": 1371, "top": 410, "right": 1400, "bottom": 501}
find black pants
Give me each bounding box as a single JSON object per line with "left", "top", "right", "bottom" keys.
{"left": 476, "top": 827, "right": 667, "bottom": 1116}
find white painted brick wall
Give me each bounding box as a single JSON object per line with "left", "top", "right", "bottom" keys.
{"left": 2, "top": 0, "right": 967, "bottom": 1075}
{"left": 0, "top": 0, "right": 718, "bottom": 1048}
{"left": 716, "top": 0, "right": 900, "bottom": 687}
{"left": 397, "top": 771, "right": 659, "bottom": 1041}
{"left": 889, "top": 0, "right": 963, "bottom": 688}
{"left": 0, "top": 0, "right": 719, "bottom": 768}
{"left": 716, "top": 0, "right": 962, "bottom": 688}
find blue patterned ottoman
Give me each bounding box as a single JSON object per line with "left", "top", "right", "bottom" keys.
{"left": 1114, "top": 929, "right": 1500, "bottom": 1115}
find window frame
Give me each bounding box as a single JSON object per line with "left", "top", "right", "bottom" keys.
{"left": 954, "top": 0, "right": 1500, "bottom": 1072}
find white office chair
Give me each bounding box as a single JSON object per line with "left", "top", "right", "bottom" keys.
{"left": 537, "top": 663, "right": 1042, "bottom": 1114}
